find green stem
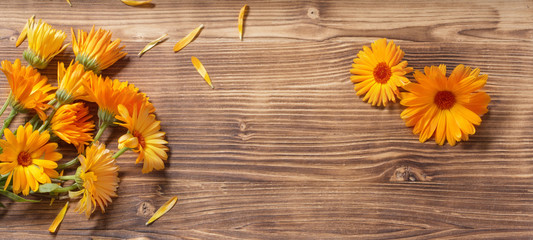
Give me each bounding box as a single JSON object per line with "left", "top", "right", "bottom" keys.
{"left": 113, "top": 147, "right": 130, "bottom": 159}
{"left": 93, "top": 122, "right": 110, "bottom": 142}
{"left": 28, "top": 114, "right": 40, "bottom": 127}
{"left": 0, "top": 93, "right": 12, "bottom": 118}
{"left": 38, "top": 102, "right": 61, "bottom": 132}
{"left": 56, "top": 157, "right": 79, "bottom": 171}
{"left": 52, "top": 183, "right": 79, "bottom": 193}
{"left": 0, "top": 109, "right": 17, "bottom": 139}
{"left": 55, "top": 175, "right": 76, "bottom": 181}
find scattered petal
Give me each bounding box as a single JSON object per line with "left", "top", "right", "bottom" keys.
{"left": 238, "top": 4, "right": 248, "bottom": 41}
{"left": 191, "top": 56, "right": 213, "bottom": 89}
{"left": 15, "top": 15, "right": 34, "bottom": 47}
{"left": 121, "top": 0, "right": 152, "bottom": 6}
{"left": 173, "top": 24, "right": 204, "bottom": 52}
{"left": 66, "top": 0, "right": 72, "bottom": 7}
{"left": 138, "top": 34, "right": 168, "bottom": 57}
{"left": 49, "top": 202, "right": 69, "bottom": 233}
{"left": 146, "top": 196, "right": 178, "bottom": 225}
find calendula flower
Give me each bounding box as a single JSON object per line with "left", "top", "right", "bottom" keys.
{"left": 82, "top": 73, "right": 154, "bottom": 125}
{"left": 400, "top": 64, "right": 491, "bottom": 146}
{"left": 56, "top": 61, "right": 91, "bottom": 104}
{"left": 71, "top": 26, "right": 127, "bottom": 74}
{"left": 18, "top": 17, "right": 68, "bottom": 69}
{"left": 70, "top": 142, "right": 119, "bottom": 218}
{"left": 51, "top": 102, "right": 95, "bottom": 153}
{"left": 0, "top": 124, "right": 62, "bottom": 195}
{"left": 350, "top": 38, "right": 413, "bottom": 106}
{"left": 1, "top": 59, "right": 55, "bottom": 120}
{"left": 116, "top": 103, "right": 168, "bottom": 173}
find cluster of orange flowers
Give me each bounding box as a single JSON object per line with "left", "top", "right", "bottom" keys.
{"left": 350, "top": 38, "right": 491, "bottom": 146}
{"left": 0, "top": 16, "right": 169, "bottom": 223}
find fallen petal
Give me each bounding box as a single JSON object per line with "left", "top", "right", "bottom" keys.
{"left": 49, "top": 202, "right": 69, "bottom": 233}
{"left": 238, "top": 4, "right": 248, "bottom": 41}
{"left": 121, "top": 0, "right": 152, "bottom": 6}
{"left": 66, "top": 0, "right": 72, "bottom": 7}
{"left": 138, "top": 34, "right": 168, "bottom": 57}
{"left": 146, "top": 196, "right": 178, "bottom": 225}
{"left": 191, "top": 56, "right": 214, "bottom": 89}
{"left": 173, "top": 24, "right": 204, "bottom": 52}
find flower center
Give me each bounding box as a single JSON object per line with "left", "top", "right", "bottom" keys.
{"left": 373, "top": 62, "right": 392, "bottom": 84}
{"left": 133, "top": 131, "right": 146, "bottom": 148}
{"left": 17, "top": 152, "right": 32, "bottom": 167}
{"left": 434, "top": 91, "right": 456, "bottom": 110}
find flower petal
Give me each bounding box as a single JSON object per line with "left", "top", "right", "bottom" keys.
{"left": 146, "top": 196, "right": 178, "bottom": 225}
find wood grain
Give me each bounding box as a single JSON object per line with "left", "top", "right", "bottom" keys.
{"left": 0, "top": 0, "right": 533, "bottom": 239}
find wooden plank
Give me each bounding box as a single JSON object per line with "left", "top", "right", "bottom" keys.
{"left": 0, "top": 0, "right": 532, "bottom": 238}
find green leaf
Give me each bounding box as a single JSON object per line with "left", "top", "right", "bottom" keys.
{"left": 38, "top": 183, "right": 60, "bottom": 193}
{"left": 0, "top": 190, "right": 40, "bottom": 202}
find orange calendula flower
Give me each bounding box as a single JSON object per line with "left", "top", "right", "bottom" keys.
{"left": 1, "top": 59, "right": 55, "bottom": 120}
{"left": 116, "top": 103, "right": 168, "bottom": 174}
{"left": 400, "top": 65, "right": 491, "bottom": 146}
{"left": 70, "top": 142, "right": 119, "bottom": 218}
{"left": 0, "top": 124, "right": 62, "bottom": 195}
{"left": 82, "top": 73, "right": 154, "bottom": 124}
{"left": 350, "top": 38, "right": 413, "bottom": 106}
{"left": 56, "top": 61, "right": 91, "bottom": 104}
{"left": 18, "top": 17, "right": 68, "bottom": 69}
{"left": 51, "top": 102, "right": 95, "bottom": 153}
{"left": 71, "top": 26, "right": 127, "bottom": 74}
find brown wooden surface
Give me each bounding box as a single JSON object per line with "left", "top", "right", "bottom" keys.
{"left": 1, "top": 0, "right": 533, "bottom": 239}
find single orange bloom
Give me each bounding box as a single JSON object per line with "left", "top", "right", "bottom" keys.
{"left": 71, "top": 26, "right": 127, "bottom": 74}
{"left": 51, "top": 102, "right": 95, "bottom": 153}
{"left": 1, "top": 59, "right": 55, "bottom": 120}
{"left": 350, "top": 38, "right": 413, "bottom": 106}
{"left": 400, "top": 65, "right": 491, "bottom": 146}
{"left": 0, "top": 124, "right": 62, "bottom": 195}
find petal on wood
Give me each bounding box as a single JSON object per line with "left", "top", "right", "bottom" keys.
{"left": 48, "top": 202, "right": 69, "bottom": 233}
{"left": 173, "top": 24, "right": 204, "bottom": 52}
{"left": 121, "top": 0, "right": 152, "bottom": 6}
{"left": 238, "top": 4, "right": 249, "bottom": 41}
{"left": 15, "top": 15, "right": 34, "bottom": 47}
{"left": 66, "top": 0, "right": 72, "bottom": 7}
{"left": 138, "top": 34, "right": 168, "bottom": 57}
{"left": 191, "top": 56, "right": 214, "bottom": 89}
{"left": 146, "top": 196, "right": 178, "bottom": 225}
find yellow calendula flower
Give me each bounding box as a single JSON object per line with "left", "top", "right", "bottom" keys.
{"left": 71, "top": 26, "right": 127, "bottom": 74}
{"left": 51, "top": 102, "right": 95, "bottom": 153}
{"left": 350, "top": 38, "right": 413, "bottom": 106}
{"left": 400, "top": 65, "right": 491, "bottom": 146}
{"left": 0, "top": 124, "right": 62, "bottom": 195}
{"left": 1, "top": 59, "right": 55, "bottom": 120}
{"left": 18, "top": 17, "right": 68, "bottom": 69}
{"left": 82, "top": 73, "right": 154, "bottom": 124}
{"left": 70, "top": 142, "right": 119, "bottom": 218}
{"left": 116, "top": 102, "right": 168, "bottom": 174}
{"left": 56, "top": 61, "right": 91, "bottom": 104}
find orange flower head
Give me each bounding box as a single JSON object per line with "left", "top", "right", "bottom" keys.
{"left": 19, "top": 17, "right": 68, "bottom": 69}
{"left": 82, "top": 73, "right": 154, "bottom": 124}
{"left": 56, "top": 61, "right": 91, "bottom": 104}
{"left": 350, "top": 38, "right": 413, "bottom": 106}
{"left": 116, "top": 102, "right": 168, "bottom": 173}
{"left": 51, "top": 102, "right": 95, "bottom": 153}
{"left": 400, "top": 65, "right": 491, "bottom": 146}
{"left": 71, "top": 142, "right": 119, "bottom": 218}
{"left": 1, "top": 59, "right": 55, "bottom": 120}
{"left": 71, "top": 26, "right": 127, "bottom": 74}
{"left": 0, "top": 124, "right": 62, "bottom": 195}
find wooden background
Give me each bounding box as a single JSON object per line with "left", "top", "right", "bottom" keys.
{"left": 0, "top": 0, "right": 533, "bottom": 239}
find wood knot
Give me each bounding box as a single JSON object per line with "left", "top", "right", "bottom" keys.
{"left": 390, "top": 166, "right": 432, "bottom": 182}
{"left": 137, "top": 201, "right": 156, "bottom": 217}
{"left": 307, "top": 8, "right": 319, "bottom": 19}
{"left": 9, "top": 36, "right": 16, "bottom": 42}
{"left": 239, "top": 120, "right": 247, "bottom": 132}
